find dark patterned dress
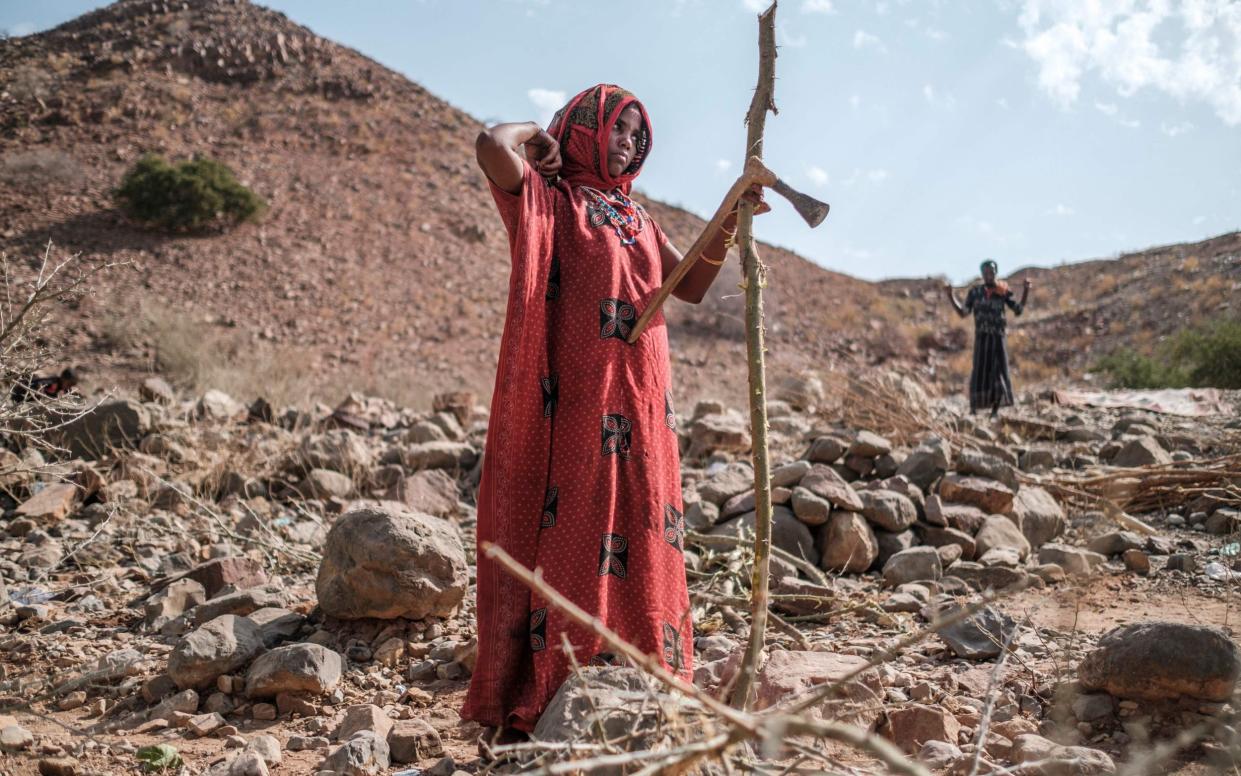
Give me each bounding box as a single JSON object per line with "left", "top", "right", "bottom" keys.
{"left": 963, "top": 284, "right": 1024, "bottom": 413}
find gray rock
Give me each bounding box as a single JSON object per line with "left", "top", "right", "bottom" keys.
{"left": 533, "top": 667, "right": 704, "bottom": 766}
{"left": 805, "top": 436, "right": 848, "bottom": 464}
{"left": 957, "top": 448, "right": 1020, "bottom": 492}
{"left": 1078, "top": 622, "right": 1241, "bottom": 702}
{"left": 790, "top": 487, "right": 831, "bottom": 526}
{"left": 246, "top": 643, "right": 343, "bottom": 698}
{"left": 1072, "top": 693, "right": 1115, "bottom": 722}
{"left": 882, "top": 547, "right": 942, "bottom": 587}
{"left": 1205, "top": 509, "right": 1241, "bottom": 536}
{"left": 56, "top": 400, "right": 151, "bottom": 459}
{"left": 974, "top": 515, "right": 1031, "bottom": 560}
{"left": 697, "top": 462, "right": 754, "bottom": 506}
{"left": 938, "top": 605, "right": 1017, "bottom": 660}
{"left": 939, "top": 474, "right": 1014, "bottom": 514}
{"left": 858, "top": 489, "right": 918, "bottom": 532}
{"left": 688, "top": 411, "right": 751, "bottom": 458}
{"left": 1038, "top": 543, "right": 1105, "bottom": 576}
{"left": 896, "top": 436, "right": 951, "bottom": 490}
{"left": 875, "top": 529, "right": 918, "bottom": 565}
{"left": 317, "top": 504, "right": 467, "bottom": 620}
{"left": 1006, "top": 486, "right": 1066, "bottom": 547}
{"left": 319, "top": 731, "right": 390, "bottom": 775}
{"left": 770, "top": 460, "right": 812, "bottom": 488}
{"left": 169, "top": 615, "right": 266, "bottom": 690}
{"left": 401, "top": 441, "right": 477, "bottom": 471}
{"left": 919, "top": 525, "right": 976, "bottom": 560}
{"left": 925, "top": 494, "right": 988, "bottom": 534}
{"left": 1112, "top": 436, "right": 1172, "bottom": 468}
{"left": 800, "top": 464, "right": 864, "bottom": 512}
{"left": 948, "top": 562, "right": 1028, "bottom": 591}
{"left": 709, "top": 506, "right": 819, "bottom": 567}
{"left": 388, "top": 718, "right": 444, "bottom": 764}
{"left": 684, "top": 499, "right": 720, "bottom": 530}
{"left": 296, "top": 430, "right": 376, "bottom": 475}
{"left": 1019, "top": 448, "right": 1057, "bottom": 472}
{"left": 849, "top": 431, "right": 892, "bottom": 458}
{"left": 1087, "top": 531, "right": 1145, "bottom": 557}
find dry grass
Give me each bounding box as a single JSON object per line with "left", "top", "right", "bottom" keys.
{"left": 0, "top": 150, "right": 79, "bottom": 189}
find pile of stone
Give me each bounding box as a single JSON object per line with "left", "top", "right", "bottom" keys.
{"left": 682, "top": 418, "right": 1073, "bottom": 594}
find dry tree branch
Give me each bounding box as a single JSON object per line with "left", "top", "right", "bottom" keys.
{"left": 483, "top": 541, "right": 929, "bottom": 776}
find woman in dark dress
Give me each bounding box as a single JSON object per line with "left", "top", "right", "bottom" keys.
{"left": 946, "top": 260, "right": 1032, "bottom": 417}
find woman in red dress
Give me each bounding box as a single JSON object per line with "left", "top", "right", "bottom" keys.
{"left": 462, "top": 84, "right": 766, "bottom": 744}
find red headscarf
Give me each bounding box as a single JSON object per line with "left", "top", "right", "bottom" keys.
{"left": 547, "top": 84, "right": 652, "bottom": 194}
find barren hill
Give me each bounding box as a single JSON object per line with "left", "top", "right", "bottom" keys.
{"left": 1, "top": 0, "right": 1237, "bottom": 408}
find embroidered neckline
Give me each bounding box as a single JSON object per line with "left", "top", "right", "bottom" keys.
{"left": 579, "top": 186, "right": 646, "bottom": 246}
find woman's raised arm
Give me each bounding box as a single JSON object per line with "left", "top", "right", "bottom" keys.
{"left": 475, "top": 122, "right": 561, "bottom": 195}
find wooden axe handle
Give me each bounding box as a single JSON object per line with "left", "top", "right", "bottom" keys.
{"left": 627, "top": 157, "right": 774, "bottom": 344}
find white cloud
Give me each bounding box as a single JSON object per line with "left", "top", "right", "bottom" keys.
{"left": 6, "top": 21, "right": 35, "bottom": 36}
{"left": 850, "top": 94, "right": 861, "bottom": 110}
{"left": 868, "top": 169, "right": 890, "bottom": 183}
{"left": 715, "top": 159, "right": 733, "bottom": 173}
{"left": 1015, "top": 0, "right": 1241, "bottom": 125}
{"left": 801, "top": 0, "right": 835, "bottom": 13}
{"left": 741, "top": 0, "right": 769, "bottom": 11}
{"left": 806, "top": 166, "right": 830, "bottom": 187}
{"left": 922, "top": 84, "right": 936, "bottom": 102}
{"left": 1047, "top": 203, "right": 1075, "bottom": 216}
{"left": 925, "top": 27, "right": 948, "bottom": 41}
{"left": 997, "top": 97, "right": 1011, "bottom": 110}
{"left": 875, "top": 1, "right": 890, "bottom": 15}
{"left": 1094, "top": 101, "right": 1118, "bottom": 116}
{"left": 1119, "top": 116, "right": 1141, "bottom": 128}
{"left": 853, "top": 29, "right": 886, "bottom": 52}
{"left": 1161, "top": 120, "right": 1194, "bottom": 136}
{"left": 1194, "top": 215, "right": 1207, "bottom": 224}
{"left": 527, "top": 88, "right": 566, "bottom": 127}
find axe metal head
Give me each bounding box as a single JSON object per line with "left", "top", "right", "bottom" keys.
{"left": 771, "top": 178, "right": 831, "bottom": 228}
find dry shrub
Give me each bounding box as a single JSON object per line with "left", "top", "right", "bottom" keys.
{"left": 820, "top": 368, "right": 947, "bottom": 445}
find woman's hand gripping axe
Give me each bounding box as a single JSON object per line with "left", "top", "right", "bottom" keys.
{"left": 627, "top": 155, "right": 829, "bottom": 344}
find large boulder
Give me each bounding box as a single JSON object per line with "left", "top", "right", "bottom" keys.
{"left": 1078, "top": 622, "right": 1240, "bottom": 702}
{"left": 939, "top": 474, "right": 1014, "bottom": 515}
{"left": 710, "top": 506, "right": 819, "bottom": 567}
{"left": 245, "top": 643, "right": 343, "bottom": 698}
{"left": 1006, "top": 486, "right": 1066, "bottom": 547}
{"left": 848, "top": 431, "right": 892, "bottom": 458}
{"left": 817, "top": 512, "right": 878, "bottom": 573}
{"left": 755, "top": 650, "right": 884, "bottom": 729}
{"left": 168, "top": 615, "right": 266, "bottom": 690}
{"left": 319, "top": 731, "right": 389, "bottom": 776}
{"left": 800, "top": 464, "right": 864, "bottom": 512}
{"left": 316, "top": 505, "right": 467, "bottom": 620}
{"left": 56, "top": 399, "right": 151, "bottom": 459}
{"left": 956, "top": 448, "right": 1020, "bottom": 492}
{"left": 1010, "top": 734, "right": 1116, "bottom": 776}
{"left": 858, "top": 489, "right": 917, "bottom": 532}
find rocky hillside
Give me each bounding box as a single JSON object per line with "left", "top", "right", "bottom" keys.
{"left": 1, "top": 0, "right": 1237, "bottom": 412}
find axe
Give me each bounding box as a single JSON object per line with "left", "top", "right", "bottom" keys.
{"left": 627, "top": 155, "right": 829, "bottom": 344}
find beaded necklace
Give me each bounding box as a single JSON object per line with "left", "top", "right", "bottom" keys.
{"left": 579, "top": 186, "right": 646, "bottom": 246}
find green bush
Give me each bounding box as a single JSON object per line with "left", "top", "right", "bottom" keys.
{"left": 1097, "top": 318, "right": 1241, "bottom": 390}
{"left": 115, "top": 154, "right": 265, "bottom": 231}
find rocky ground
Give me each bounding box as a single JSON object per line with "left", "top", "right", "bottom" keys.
{"left": 0, "top": 373, "right": 1239, "bottom": 775}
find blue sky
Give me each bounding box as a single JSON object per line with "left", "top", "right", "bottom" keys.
{"left": 4, "top": 0, "right": 1240, "bottom": 282}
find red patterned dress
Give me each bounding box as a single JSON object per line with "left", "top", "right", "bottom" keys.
{"left": 462, "top": 85, "right": 693, "bottom": 731}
